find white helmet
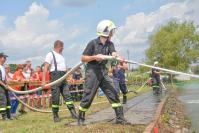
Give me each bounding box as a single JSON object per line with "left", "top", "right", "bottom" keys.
{"left": 154, "top": 61, "right": 159, "bottom": 65}
{"left": 97, "top": 20, "right": 116, "bottom": 37}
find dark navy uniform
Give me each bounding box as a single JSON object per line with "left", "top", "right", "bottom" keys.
{"left": 72, "top": 71, "right": 83, "bottom": 101}
{"left": 77, "top": 19, "right": 130, "bottom": 125}
{"left": 79, "top": 37, "right": 121, "bottom": 112}
{"left": 114, "top": 67, "right": 128, "bottom": 94}
{"left": 151, "top": 68, "right": 160, "bottom": 88}
{"left": 112, "top": 66, "right": 120, "bottom": 94}
{"left": 0, "top": 66, "right": 11, "bottom": 120}
{"left": 112, "top": 64, "right": 128, "bottom": 104}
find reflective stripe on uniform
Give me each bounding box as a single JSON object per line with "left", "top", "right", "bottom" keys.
{"left": 6, "top": 106, "right": 11, "bottom": 109}
{"left": 65, "top": 101, "right": 73, "bottom": 105}
{"left": 79, "top": 106, "right": 87, "bottom": 112}
{"left": 52, "top": 104, "right": 59, "bottom": 108}
{"left": 152, "top": 85, "right": 159, "bottom": 88}
{"left": 0, "top": 108, "right": 6, "bottom": 111}
{"left": 112, "top": 103, "right": 122, "bottom": 108}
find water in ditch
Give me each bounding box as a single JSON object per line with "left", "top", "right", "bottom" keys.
{"left": 177, "top": 81, "right": 199, "bottom": 132}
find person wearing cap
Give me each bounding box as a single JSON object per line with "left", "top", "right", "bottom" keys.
{"left": 0, "top": 52, "right": 12, "bottom": 120}
{"left": 77, "top": 20, "right": 130, "bottom": 126}
{"left": 151, "top": 61, "right": 161, "bottom": 94}
{"left": 42, "top": 40, "right": 78, "bottom": 123}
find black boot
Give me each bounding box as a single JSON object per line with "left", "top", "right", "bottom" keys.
{"left": 6, "top": 109, "right": 13, "bottom": 120}
{"left": 114, "top": 106, "right": 131, "bottom": 125}
{"left": 69, "top": 107, "right": 78, "bottom": 119}
{"left": 2, "top": 113, "right": 9, "bottom": 121}
{"left": 78, "top": 110, "right": 85, "bottom": 126}
{"left": 123, "top": 95, "right": 127, "bottom": 104}
{"left": 53, "top": 112, "right": 60, "bottom": 123}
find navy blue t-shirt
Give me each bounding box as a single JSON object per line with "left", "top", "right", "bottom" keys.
{"left": 152, "top": 68, "right": 160, "bottom": 78}
{"left": 73, "top": 72, "right": 82, "bottom": 80}
{"left": 83, "top": 37, "right": 116, "bottom": 67}
{"left": 113, "top": 66, "right": 125, "bottom": 82}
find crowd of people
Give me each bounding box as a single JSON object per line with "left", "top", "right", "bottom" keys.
{"left": 0, "top": 57, "right": 128, "bottom": 122}
{"left": 1, "top": 59, "right": 84, "bottom": 120}
{"left": 0, "top": 19, "right": 132, "bottom": 126}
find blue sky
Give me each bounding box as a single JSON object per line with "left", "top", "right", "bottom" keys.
{"left": 0, "top": 0, "right": 198, "bottom": 68}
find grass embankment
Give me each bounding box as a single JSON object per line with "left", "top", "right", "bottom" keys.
{"left": 0, "top": 85, "right": 150, "bottom": 133}
{"left": 157, "top": 86, "right": 191, "bottom": 133}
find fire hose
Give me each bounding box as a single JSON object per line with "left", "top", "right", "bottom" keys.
{"left": 100, "top": 55, "right": 199, "bottom": 78}
{"left": 7, "top": 62, "right": 83, "bottom": 94}
{"left": 5, "top": 56, "right": 199, "bottom": 113}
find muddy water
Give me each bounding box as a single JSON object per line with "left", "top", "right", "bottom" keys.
{"left": 177, "top": 82, "right": 199, "bottom": 132}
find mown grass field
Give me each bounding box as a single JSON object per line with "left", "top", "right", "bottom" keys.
{"left": 0, "top": 86, "right": 150, "bottom": 133}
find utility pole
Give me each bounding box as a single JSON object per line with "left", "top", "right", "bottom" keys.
{"left": 127, "top": 50, "right": 130, "bottom": 71}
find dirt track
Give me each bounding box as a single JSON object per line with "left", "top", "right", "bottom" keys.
{"left": 70, "top": 91, "right": 166, "bottom": 125}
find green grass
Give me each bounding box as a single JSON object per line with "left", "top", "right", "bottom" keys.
{"left": 0, "top": 86, "right": 150, "bottom": 133}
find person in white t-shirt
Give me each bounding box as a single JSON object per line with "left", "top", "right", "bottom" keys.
{"left": 0, "top": 52, "right": 12, "bottom": 120}
{"left": 42, "top": 40, "right": 78, "bottom": 122}
{"left": 5, "top": 65, "right": 13, "bottom": 81}
{"left": 22, "top": 61, "right": 32, "bottom": 80}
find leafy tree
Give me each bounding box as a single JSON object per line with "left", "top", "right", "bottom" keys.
{"left": 146, "top": 20, "right": 199, "bottom": 71}
{"left": 192, "top": 65, "right": 199, "bottom": 74}
{"left": 9, "top": 64, "right": 17, "bottom": 73}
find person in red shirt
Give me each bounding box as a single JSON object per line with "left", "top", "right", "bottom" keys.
{"left": 13, "top": 64, "right": 25, "bottom": 90}
{"left": 29, "top": 69, "right": 39, "bottom": 107}
{"left": 29, "top": 69, "right": 39, "bottom": 90}
{"left": 38, "top": 66, "right": 51, "bottom": 108}
{"left": 12, "top": 64, "right": 27, "bottom": 114}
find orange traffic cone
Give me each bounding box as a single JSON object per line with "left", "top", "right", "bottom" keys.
{"left": 154, "top": 127, "right": 158, "bottom": 133}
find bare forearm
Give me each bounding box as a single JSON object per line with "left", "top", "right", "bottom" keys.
{"left": 81, "top": 55, "right": 96, "bottom": 63}
{"left": 112, "top": 52, "right": 117, "bottom": 57}
{"left": 42, "top": 71, "right": 46, "bottom": 83}
{"left": 0, "top": 81, "right": 6, "bottom": 88}
{"left": 119, "top": 64, "right": 128, "bottom": 70}
{"left": 155, "top": 71, "right": 161, "bottom": 74}
{"left": 42, "top": 63, "right": 49, "bottom": 83}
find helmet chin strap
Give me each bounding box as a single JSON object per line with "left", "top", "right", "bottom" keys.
{"left": 99, "top": 36, "right": 108, "bottom": 44}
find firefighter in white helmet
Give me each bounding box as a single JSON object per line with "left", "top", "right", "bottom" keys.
{"left": 151, "top": 61, "right": 161, "bottom": 94}
{"left": 77, "top": 20, "right": 130, "bottom": 125}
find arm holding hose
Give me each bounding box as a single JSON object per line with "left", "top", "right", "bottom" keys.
{"left": 81, "top": 54, "right": 105, "bottom": 62}
{"left": 42, "top": 62, "right": 50, "bottom": 89}
{"left": 0, "top": 80, "right": 7, "bottom": 88}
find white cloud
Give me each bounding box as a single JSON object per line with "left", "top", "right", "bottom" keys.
{"left": 62, "top": 25, "right": 88, "bottom": 41}
{"left": 0, "top": 16, "right": 12, "bottom": 38}
{"left": 8, "top": 55, "right": 44, "bottom": 67}
{"left": 1, "top": 0, "right": 198, "bottom": 68}
{"left": 113, "top": 0, "right": 199, "bottom": 61}
{"left": 2, "top": 3, "right": 60, "bottom": 50}
{"left": 0, "top": 2, "right": 87, "bottom": 67}
{"left": 0, "top": 16, "right": 6, "bottom": 27}
{"left": 0, "top": 16, "right": 6, "bottom": 36}
{"left": 64, "top": 42, "right": 86, "bottom": 66}
{"left": 52, "top": 0, "right": 96, "bottom": 7}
